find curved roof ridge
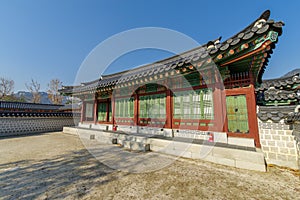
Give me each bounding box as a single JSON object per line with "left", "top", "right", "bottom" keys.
{"left": 220, "top": 10, "right": 271, "bottom": 46}
{"left": 95, "top": 44, "right": 208, "bottom": 81}
{"left": 262, "top": 73, "right": 299, "bottom": 82}
{"left": 81, "top": 10, "right": 275, "bottom": 85}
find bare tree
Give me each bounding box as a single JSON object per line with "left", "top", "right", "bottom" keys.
{"left": 26, "top": 79, "right": 41, "bottom": 103}
{"left": 0, "top": 77, "right": 14, "bottom": 99}
{"left": 48, "top": 78, "right": 63, "bottom": 104}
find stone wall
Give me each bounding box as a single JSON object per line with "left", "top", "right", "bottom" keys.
{"left": 0, "top": 116, "right": 80, "bottom": 137}
{"left": 286, "top": 112, "right": 300, "bottom": 155}
{"left": 258, "top": 119, "right": 299, "bottom": 169}
{"left": 291, "top": 121, "right": 300, "bottom": 168}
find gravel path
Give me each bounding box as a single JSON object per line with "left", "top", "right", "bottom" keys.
{"left": 0, "top": 132, "right": 299, "bottom": 200}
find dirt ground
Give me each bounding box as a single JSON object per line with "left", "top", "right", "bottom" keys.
{"left": 0, "top": 132, "right": 299, "bottom": 200}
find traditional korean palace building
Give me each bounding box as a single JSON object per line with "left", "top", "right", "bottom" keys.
{"left": 60, "top": 10, "right": 284, "bottom": 149}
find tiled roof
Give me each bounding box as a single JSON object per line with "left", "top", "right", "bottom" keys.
{"left": 58, "top": 103, "right": 81, "bottom": 110}
{"left": 264, "top": 87, "right": 299, "bottom": 101}
{"left": 60, "top": 10, "right": 284, "bottom": 95}
{"left": 257, "top": 105, "right": 296, "bottom": 122}
{"left": 0, "top": 111, "right": 80, "bottom": 118}
{"left": 286, "top": 111, "right": 300, "bottom": 124}
{"left": 256, "top": 74, "right": 300, "bottom": 91}
{"left": 0, "top": 101, "right": 63, "bottom": 111}
{"left": 256, "top": 74, "right": 300, "bottom": 103}
{"left": 285, "top": 112, "right": 300, "bottom": 126}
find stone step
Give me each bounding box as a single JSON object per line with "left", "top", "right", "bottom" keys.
{"left": 121, "top": 140, "right": 150, "bottom": 152}
{"left": 227, "top": 137, "right": 255, "bottom": 148}
{"left": 117, "top": 134, "right": 149, "bottom": 143}
{"left": 122, "top": 140, "right": 131, "bottom": 149}
{"left": 63, "top": 127, "right": 266, "bottom": 172}
{"left": 63, "top": 127, "right": 78, "bottom": 136}
{"left": 64, "top": 127, "right": 118, "bottom": 144}
{"left": 116, "top": 134, "right": 151, "bottom": 152}
{"left": 148, "top": 138, "right": 266, "bottom": 172}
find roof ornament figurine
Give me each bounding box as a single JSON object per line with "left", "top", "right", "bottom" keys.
{"left": 254, "top": 19, "right": 267, "bottom": 29}
{"left": 214, "top": 36, "right": 222, "bottom": 45}
{"left": 206, "top": 36, "right": 222, "bottom": 50}
{"left": 206, "top": 41, "right": 215, "bottom": 50}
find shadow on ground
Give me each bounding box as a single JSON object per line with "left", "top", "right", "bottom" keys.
{"left": 0, "top": 148, "right": 119, "bottom": 200}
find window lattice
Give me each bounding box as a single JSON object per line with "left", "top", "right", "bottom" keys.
{"left": 115, "top": 97, "right": 134, "bottom": 118}
{"left": 173, "top": 89, "right": 214, "bottom": 120}
{"left": 139, "top": 93, "right": 166, "bottom": 119}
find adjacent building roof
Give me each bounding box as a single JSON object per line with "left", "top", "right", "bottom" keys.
{"left": 256, "top": 74, "right": 300, "bottom": 105}
{"left": 256, "top": 73, "right": 300, "bottom": 91}
{"left": 58, "top": 103, "right": 81, "bottom": 111}
{"left": 286, "top": 111, "right": 300, "bottom": 124}
{"left": 257, "top": 105, "right": 296, "bottom": 122}
{"left": 0, "top": 101, "right": 81, "bottom": 115}
{"left": 0, "top": 111, "right": 78, "bottom": 118}
{"left": 0, "top": 101, "right": 63, "bottom": 111}
{"left": 257, "top": 73, "right": 300, "bottom": 122}
{"left": 60, "top": 10, "right": 284, "bottom": 95}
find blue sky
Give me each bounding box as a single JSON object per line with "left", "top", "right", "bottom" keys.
{"left": 0, "top": 0, "right": 299, "bottom": 91}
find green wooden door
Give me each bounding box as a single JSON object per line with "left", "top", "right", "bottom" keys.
{"left": 226, "top": 95, "right": 249, "bottom": 133}
{"left": 98, "top": 101, "right": 112, "bottom": 122}
{"left": 98, "top": 102, "right": 107, "bottom": 122}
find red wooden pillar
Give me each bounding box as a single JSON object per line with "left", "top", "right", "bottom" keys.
{"left": 111, "top": 94, "right": 115, "bottom": 126}
{"left": 212, "top": 70, "right": 226, "bottom": 132}
{"left": 212, "top": 84, "right": 225, "bottom": 132}
{"left": 248, "top": 69, "right": 260, "bottom": 147}
{"left": 165, "top": 89, "right": 173, "bottom": 129}
{"left": 80, "top": 101, "right": 85, "bottom": 123}
{"left": 106, "top": 98, "right": 110, "bottom": 122}
{"left": 221, "top": 87, "right": 228, "bottom": 133}
{"left": 134, "top": 93, "right": 139, "bottom": 126}
{"left": 93, "top": 97, "right": 98, "bottom": 124}
{"left": 248, "top": 84, "right": 260, "bottom": 147}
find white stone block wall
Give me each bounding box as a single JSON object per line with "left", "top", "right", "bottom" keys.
{"left": 258, "top": 119, "right": 299, "bottom": 169}
{"left": 0, "top": 116, "right": 80, "bottom": 137}
{"left": 293, "top": 123, "right": 300, "bottom": 168}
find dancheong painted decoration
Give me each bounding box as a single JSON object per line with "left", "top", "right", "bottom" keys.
{"left": 59, "top": 10, "right": 284, "bottom": 147}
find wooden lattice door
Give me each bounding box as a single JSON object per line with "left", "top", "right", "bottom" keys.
{"left": 97, "top": 101, "right": 112, "bottom": 122}
{"left": 226, "top": 95, "right": 249, "bottom": 133}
